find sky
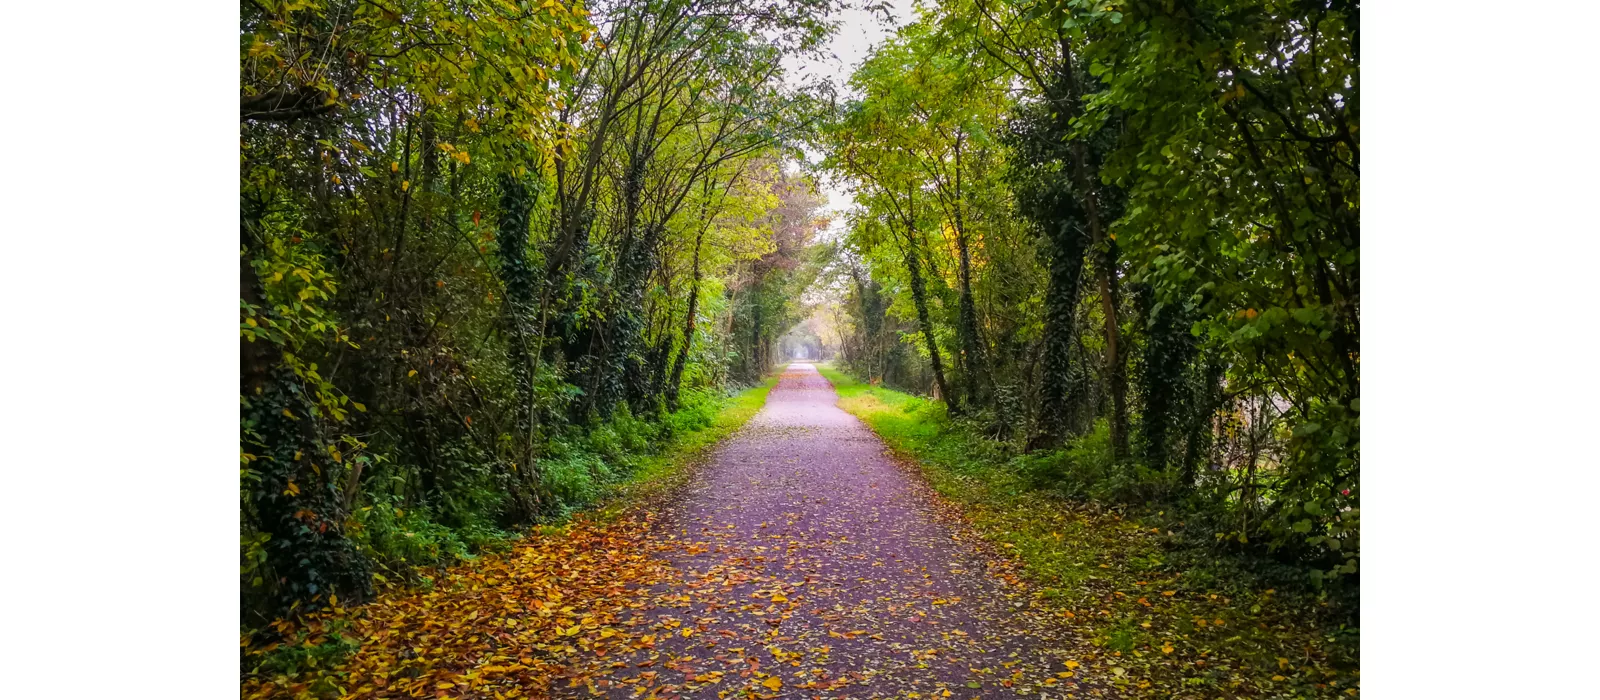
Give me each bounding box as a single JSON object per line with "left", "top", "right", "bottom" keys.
{"left": 781, "top": 0, "right": 917, "bottom": 241}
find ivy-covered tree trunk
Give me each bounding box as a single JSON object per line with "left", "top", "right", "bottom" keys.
{"left": 1137, "top": 284, "right": 1185, "bottom": 473}
{"left": 1094, "top": 239, "right": 1129, "bottom": 460}
{"left": 243, "top": 365, "right": 373, "bottom": 613}
{"left": 1057, "top": 43, "right": 1129, "bottom": 460}
{"left": 496, "top": 173, "right": 544, "bottom": 517}
{"left": 614, "top": 224, "right": 660, "bottom": 412}
{"left": 591, "top": 157, "right": 660, "bottom": 416}
{"left": 749, "top": 289, "right": 764, "bottom": 379}
{"left": 1032, "top": 217, "right": 1087, "bottom": 449}
{"left": 953, "top": 229, "right": 989, "bottom": 410}
{"left": 666, "top": 231, "right": 705, "bottom": 411}
{"left": 901, "top": 235, "right": 958, "bottom": 414}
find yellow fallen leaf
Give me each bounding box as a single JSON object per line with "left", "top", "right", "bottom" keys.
{"left": 762, "top": 676, "right": 782, "bottom": 690}
{"left": 771, "top": 593, "right": 788, "bottom": 603}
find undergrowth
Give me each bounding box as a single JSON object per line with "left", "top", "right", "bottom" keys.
{"left": 341, "top": 383, "right": 774, "bottom": 581}
{"left": 817, "top": 365, "right": 1359, "bottom": 699}
{"left": 243, "top": 377, "right": 777, "bottom": 684}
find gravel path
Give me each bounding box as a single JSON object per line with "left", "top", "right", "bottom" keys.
{"left": 554, "top": 364, "right": 1104, "bottom": 698}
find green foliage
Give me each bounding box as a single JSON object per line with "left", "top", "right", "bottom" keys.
{"left": 338, "top": 382, "right": 773, "bottom": 588}
{"left": 240, "top": 0, "right": 835, "bottom": 621}
{"left": 819, "top": 0, "right": 1358, "bottom": 589}
{"left": 348, "top": 500, "right": 486, "bottom": 575}
{"left": 1076, "top": 0, "right": 1359, "bottom": 581}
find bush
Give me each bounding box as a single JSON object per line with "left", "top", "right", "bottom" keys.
{"left": 349, "top": 500, "right": 473, "bottom": 573}
{"left": 1016, "top": 420, "right": 1180, "bottom": 504}
{"left": 540, "top": 451, "right": 605, "bottom": 512}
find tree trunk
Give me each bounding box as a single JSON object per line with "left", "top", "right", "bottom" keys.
{"left": 496, "top": 173, "right": 543, "bottom": 518}
{"left": 1059, "top": 45, "right": 1129, "bottom": 460}
{"left": 902, "top": 237, "right": 958, "bottom": 415}
{"left": 666, "top": 231, "right": 704, "bottom": 410}
{"left": 953, "top": 228, "right": 988, "bottom": 410}
{"left": 1031, "top": 219, "right": 1086, "bottom": 450}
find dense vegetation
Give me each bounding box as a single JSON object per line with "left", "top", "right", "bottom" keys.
{"left": 815, "top": 0, "right": 1357, "bottom": 596}
{"left": 239, "top": 0, "right": 834, "bottom": 623}
{"left": 239, "top": 0, "right": 1358, "bottom": 668}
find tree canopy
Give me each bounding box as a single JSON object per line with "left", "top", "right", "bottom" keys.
{"left": 818, "top": 0, "right": 1358, "bottom": 586}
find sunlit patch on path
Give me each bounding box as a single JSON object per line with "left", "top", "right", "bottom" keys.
{"left": 554, "top": 363, "right": 1104, "bottom": 698}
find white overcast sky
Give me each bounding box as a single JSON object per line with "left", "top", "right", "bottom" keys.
{"left": 782, "top": 0, "right": 918, "bottom": 239}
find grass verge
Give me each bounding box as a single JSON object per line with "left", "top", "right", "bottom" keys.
{"left": 817, "top": 365, "right": 1358, "bottom": 699}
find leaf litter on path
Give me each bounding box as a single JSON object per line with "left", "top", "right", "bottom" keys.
{"left": 245, "top": 364, "right": 1117, "bottom": 698}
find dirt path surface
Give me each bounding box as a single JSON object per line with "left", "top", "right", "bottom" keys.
{"left": 553, "top": 364, "right": 1101, "bottom": 698}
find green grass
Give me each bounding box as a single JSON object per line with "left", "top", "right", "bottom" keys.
{"left": 816, "top": 364, "right": 1359, "bottom": 699}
